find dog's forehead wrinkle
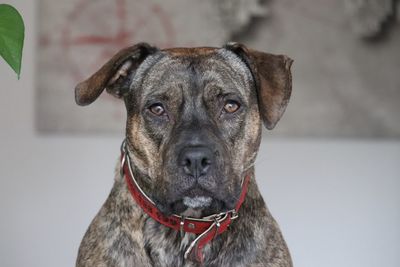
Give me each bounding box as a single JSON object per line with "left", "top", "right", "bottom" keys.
{"left": 196, "top": 59, "right": 252, "bottom": 106}
{"left": 135, "top": 55, "right": 252, "bottom": 119}
{"left": 202, "top": 71, "right": 244, "bottom": 101}
{"left": 139, "top": 58, "right": 192, "bottom": 102}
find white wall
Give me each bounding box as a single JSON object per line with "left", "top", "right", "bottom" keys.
{"left": 1, "top": 1, "right": 399, "bottom": 266}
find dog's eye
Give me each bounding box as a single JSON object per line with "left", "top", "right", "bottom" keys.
{"left": 223, "top": 100, "right": 240, "bottom": 113}
{"left": 149, "top": 103, "right": 165, "bottom": 116}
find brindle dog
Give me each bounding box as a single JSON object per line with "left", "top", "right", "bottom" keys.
{"left": 75, "top": 42, "right": 293, "bottom": 267}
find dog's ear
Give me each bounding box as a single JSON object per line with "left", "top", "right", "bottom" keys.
{"left": 224, "top": 42, "right": 293, "bottom": 130}
{"left": 75, "top": 43, "right": 158, "bottom": 106}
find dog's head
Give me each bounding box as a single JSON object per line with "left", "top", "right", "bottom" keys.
{"left": 75, "top": 43, "right": 292, "bottom": 216}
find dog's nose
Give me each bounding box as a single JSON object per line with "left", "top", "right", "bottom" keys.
{"left": 178, "top": 147, "right": 214, "bottom": 178}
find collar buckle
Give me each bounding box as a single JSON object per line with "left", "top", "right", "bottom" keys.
{"left": 229, "top": 209, "right": 239, "bottom": 220}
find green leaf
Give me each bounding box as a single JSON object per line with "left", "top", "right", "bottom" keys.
{"left": 0, "top": 4, "right": 25, "bottom": 78}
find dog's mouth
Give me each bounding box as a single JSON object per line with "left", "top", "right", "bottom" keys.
{"left": 152, "top": 174, "right": 242, "bottom": 216}
{"left": 169, "top": 198, "right": 228, "bottom": 216}
{"left": 178, "top": 187, "right": 214, "bottom": 209}
{"left": 183, "top": 196, "right": 213, "bottom": 209}
{"left": 165, "top": 187, "right": 233, "bottom": 216}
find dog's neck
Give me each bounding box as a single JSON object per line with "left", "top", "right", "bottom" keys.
{"left": 109, "top": 160, "right": 268, "bottom": 266}
{"left": 112, "top": 160, "right": 268, "bottom": 266}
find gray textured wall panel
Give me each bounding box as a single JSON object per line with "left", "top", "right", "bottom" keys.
{"left": 36, "top": 0, "right": 400, "bottom": 137}
{"left": 241, "top": 0, "right": 400, "bottom": 137}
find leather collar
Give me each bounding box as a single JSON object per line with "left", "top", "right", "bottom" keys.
{"left": 120, "top": 140, "right": 251, "bottom": 263}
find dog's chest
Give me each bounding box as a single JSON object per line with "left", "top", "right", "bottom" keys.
{"left": 143, "top": 218, "right": 201, "bottom": 267}
{"left": 142, "top": 218, "right": 254, "bottom": 267}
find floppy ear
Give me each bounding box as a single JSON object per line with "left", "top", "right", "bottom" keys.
{"left": 224, "top": 42, "right": 293, "bottom": 130}
{"left": 75, "top": 43, "right": 158, "bottom": 106}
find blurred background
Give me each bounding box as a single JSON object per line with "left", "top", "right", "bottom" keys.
{"left": 1, "top": 0, "right": 399, "bottom": 266}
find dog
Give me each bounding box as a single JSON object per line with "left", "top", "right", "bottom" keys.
{"left": 75, "top": 42, "right": 293, "bottom": 267}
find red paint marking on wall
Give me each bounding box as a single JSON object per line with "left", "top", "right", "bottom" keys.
{"left": 61, "top": 0, "right": 177, "bottom": 76}
{"left": 50, "top": 0, "right": 178, "bottom": 119}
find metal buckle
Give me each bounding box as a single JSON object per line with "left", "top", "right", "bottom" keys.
{"left": 229, "top": 210, "right": 239, "bottom": 220}
{"left": 203, "top": 212, "right": 225, "bottom": 221}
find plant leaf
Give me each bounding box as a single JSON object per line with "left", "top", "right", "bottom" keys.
{"left": 0, "top": 4, "right": 25, "bottom": 78}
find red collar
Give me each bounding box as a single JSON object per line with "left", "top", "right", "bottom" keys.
{"left": 120, "top": 141, "right": 251, "bottom": 264}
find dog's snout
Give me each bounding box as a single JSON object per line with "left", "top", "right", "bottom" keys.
{"left": 178, "top": 147, "right": 214, "bottom": 178}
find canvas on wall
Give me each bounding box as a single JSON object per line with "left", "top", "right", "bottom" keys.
{"left": 37, "top": 0, "right": 400, "bottom": 137}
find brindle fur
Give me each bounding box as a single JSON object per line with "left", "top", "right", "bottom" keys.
{"left": 75, "top": 43, "right": 293, "bottom": 267}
